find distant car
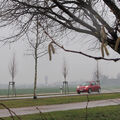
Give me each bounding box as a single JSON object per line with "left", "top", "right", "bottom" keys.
{"left": 76, "top": 81, "right": 101, "bottom": 94}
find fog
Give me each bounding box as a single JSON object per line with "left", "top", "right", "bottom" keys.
{"left": 0, "top": 34, "right": 120, "bottom": 89}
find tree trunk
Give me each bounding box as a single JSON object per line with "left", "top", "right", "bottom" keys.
{"left": 103, "top": 0, "right": 120, "bottom": 20}
{"left": 64, "top": 77, "right": 66, "bottom": 94}
{"left": 33, "top": 15, "right": 39, "bottom": 99}
{"left": 33, "top": 48, "right": 38, "bottom": 99}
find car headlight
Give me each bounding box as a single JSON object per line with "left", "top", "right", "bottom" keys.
{"left": 77, "top": 86, "right": 80, "bottom": 88}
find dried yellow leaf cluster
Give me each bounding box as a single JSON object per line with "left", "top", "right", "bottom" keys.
{"left": 100, "top": 26, "right": 109, "bottom": 57}
{"left": 48, "top": 42, "right": 55, "bottom": 61}
{"left": 115, "top": 37, "right": 120, "bottom": 51}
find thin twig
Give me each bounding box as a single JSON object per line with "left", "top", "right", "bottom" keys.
{"left": 36, "top": 107, "right": 48, "bottom": 120}
{"left": 0, "top": 103, "right": 22, "bottom": 120}
{"left": 38, "top": 22, "right": 120, "bottom": 62}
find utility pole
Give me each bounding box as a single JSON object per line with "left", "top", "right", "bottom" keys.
{"left": 96, "top": 61, "right": 100, "bottom": 85}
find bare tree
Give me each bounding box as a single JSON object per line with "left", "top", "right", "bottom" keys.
{"left": 26, "top": 16, "right": 48, "bottom": 99}
{"left": 62, "top": 59, "right": 68, "bottom": 82}
{"left": 103, "top": 0, "right": 120, "bottom": 20}
{"left": 8, "top": 53, "right": 17, "bottom": 83}
{"left": 62, "top": 58, "right": 69, "bottom": 94}
{"left": 8, "top": 53, "right": 17, "bottom": 96}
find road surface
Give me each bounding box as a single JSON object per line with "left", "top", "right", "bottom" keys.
{"left": 0, "top": 98, "right": 120, "bottom": 118}
{"left": 0, "top": 89, "right": 120, "bottom": 100}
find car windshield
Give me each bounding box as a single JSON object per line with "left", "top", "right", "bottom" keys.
{"left": 80, "top": 82, "right": 90, "bottom": 86}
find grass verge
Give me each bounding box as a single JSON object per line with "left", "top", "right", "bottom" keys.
{"left": 0, "top": 87, "right": 76, "bottom": 95}
{"left": 0, "top": 92, "right": 120, "bottom": 109}
{"left": 4, "top": 105, "right": 120, "bottom": 120}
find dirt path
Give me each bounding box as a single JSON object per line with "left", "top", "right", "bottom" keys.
{"left": 0, "top": 98, "right": 120, "bottom": 118}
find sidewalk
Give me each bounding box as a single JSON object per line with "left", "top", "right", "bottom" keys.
{"left": 0, "top": 98, "right": 120, "bottom": 118}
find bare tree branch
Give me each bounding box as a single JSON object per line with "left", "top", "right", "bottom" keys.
{"left": 0, "top": 0, "right": 120, "bottom": 60}
{"left": 38, "top": 22, "right": 120, "bottom": 62}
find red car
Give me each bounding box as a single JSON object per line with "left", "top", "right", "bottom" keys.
{"left": 76, "top": 81, "right": 101, "bottom": 94}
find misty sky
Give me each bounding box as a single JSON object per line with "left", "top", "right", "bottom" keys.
{"left": 0, "top": 32, "right": 120, "bottom": 87}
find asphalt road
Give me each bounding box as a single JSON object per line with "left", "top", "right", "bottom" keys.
{"left": 0, "top": 93, "right": 77, "bottom": 100}
{"left": 0, "top": 98, "right": 120, "bottom": 118}
{"left": 0, "top": 89, "right": 120, "bottom": 100}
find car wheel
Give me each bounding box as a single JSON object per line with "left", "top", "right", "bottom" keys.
{"left": 77, "top": 91, "right": 81, "bottom": 94}
{"left": 88, "top": 89, "right": 92, "bottom": 94}
{"left": 98, "top": 88, "right": 101, "bottom": 93}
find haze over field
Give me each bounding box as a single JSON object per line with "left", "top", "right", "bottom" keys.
{"left": 0, "top": 34, "right": 120, "bottom": 88}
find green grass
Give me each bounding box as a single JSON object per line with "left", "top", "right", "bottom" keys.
{"left": 3, "top": 105, "right": 120, "bottom": 120}
{"left": 0, "top": 87, "right": 76, "bottom": 95}
{"left": 0, "top": 93, "right": 120, "bottom": 109}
